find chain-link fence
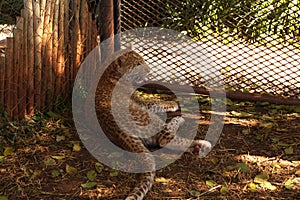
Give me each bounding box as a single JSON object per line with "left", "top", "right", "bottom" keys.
{"left": 121, "top": 0, "right": 300, "bottom": 101}
{"left": 1, "top": 0, "right": 299, "bottom": 119}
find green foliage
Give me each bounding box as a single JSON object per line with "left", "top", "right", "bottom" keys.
{"left": 0, "top": 0, "right": 23, "bottom": 24}
{"left": 163, "top": 0, "right": 300, "bottom": 43}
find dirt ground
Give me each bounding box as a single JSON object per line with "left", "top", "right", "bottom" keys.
{"left": 0, "top": 96, "right": 299, "bottom": 200}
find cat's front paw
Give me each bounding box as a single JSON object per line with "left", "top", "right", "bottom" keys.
{"left": 192, "top": 140, "right": 212, "bottom": 158}
{"left": 199, "top": 140, "right": 212, "bottom": 158}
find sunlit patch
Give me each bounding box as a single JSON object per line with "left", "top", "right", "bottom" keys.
{"left": 237, "top": 154, "right": 300, "bottom": 167}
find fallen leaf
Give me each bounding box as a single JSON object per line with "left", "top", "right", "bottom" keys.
{"left": 51, "top": 170, "right": 61, "bottom": 177}
{"left": 248, "top": 182, "right": 257, "bottom": 192}
{"left": 51, "top": 155, "right": 66, "bottom": 160}
{"left": 109, "top": 170, "right": 119, "bottom": 177}
{"left": 81, "top": 182, "right": 97, "bottom": 189}
{"left": 220, "top": 186, "right": 229, "bottom": 194}
{"left": 189, "top": 190, "right": 201, "bottom": 197}
{"left": 73, "top": 143, "right": 81, "bottom": 152}
{"left": 87, "top": 170, "right": 97, "bottom": 181}
{"left": 206, "top": 180, "right": 216, "bottom": 187}
{"left": 155, "top": 177, "right": 170, "bottom": 183}
{"left": 95, "top": 162, "right": 103, "bottom": 173}
{"left": 284, "top": 146, "right": 294, "bottom": 155}
{"left": 66, "top": 164, "right": 78, "bottom": 174}
{"left": 259, "top": 122, "right": 274, "bottom": 129}
{"left": 284, "top": 179, "right": 294, "bottom": 190}
{"left": 260, "top": 181, "right": 276, "bottom": 191}
{"left": 242, "top": 129, "right": 250, "bottom": 135}
{"left": 254, "top": 173, "right": 269, "bottom": 183}
{"left": 236, "top": 162, "right": 251, "bottom": 173}
{"left": 56, "top": 135, "right": 66, "bottom": 142}
{"left": 271, "top": 163, "right": 281, "bottom": 169}
{"left": 210, "top": 157, "right": 219, "bottom": 165}
{"left": 44, "top": 158, "right": 57, "bottom": 166}
{"left": 4, "top": 147, "right": 15, "bottom": 156}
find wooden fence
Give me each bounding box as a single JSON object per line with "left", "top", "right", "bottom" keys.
{"left": 0, "top": 0, "right": 98, "bottom": 119}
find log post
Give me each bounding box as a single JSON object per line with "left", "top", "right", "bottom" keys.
{"left": 99, "top": 0, "right": 114, "bottom": 61}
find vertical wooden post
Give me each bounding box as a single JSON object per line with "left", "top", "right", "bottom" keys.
{"left": 0, "top": 42, "right": 6, "bottom": 107}
{"left": 99, "top": 0, "right": 114, "bottom": 61}
{"left": 21, "top": 9, "right": 28, "bottom": 117}
{"left": 15, "top": 17, "right": 24, "bottom": 119}
{"left": 52, "top": 0, "right": 59, "bottom": 99}
{"left": 33, "top": 0, "right": 43, "bottom": 110}
{"left": 114, "top": 0, "right": 121, "bottom": 51}
{"left": 0, "top": 0, "right": 99, "bottom": 119}
{"left": 56, "top": 0, "right": 65, "bottom": 95}
{"left": 5, "top": 38, "right": 14, "bottom": 119}
{"left": 42, "top": 0, "right": 52, "bottom": 106}
{"left": 70, "top": 0, "right": 80, "bottom": 81}
{"left": 26, "top": 0, "right": 35, "bottom": 116}
{"left": 0, "top": 63, "right": 4, "bottom": 108}
{"left": 12, "top": 26, "right": 19, "bottom": 119}
{"left": 40, "top": 0, "right": 47, "bottom": 107}
{"left": 63, "top": 0, "right": 70, "bottom": 93}
{"left": 0, "top": 38, "right": 6, "bottom": 108}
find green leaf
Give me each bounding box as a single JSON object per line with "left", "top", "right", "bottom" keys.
{"left": 4, "top": 147, "right": 15, "bottom": 156}
{"left": 51, "top": 170, "right": 61, "bottom": 177}
{"left": 284, "top": 179, "right": 294, "bottom": 190}
{"left": 270, "top": 137, "right": 279, "bottom": 143}
{"left": 254, "top": 173, "right": 269, "bottom": 183}
{"left": 259, "top": 122, "right": 274, "bottom": 129}
{"left": 205, "top": 180, "right": 216, "bottom": 187}
{"left": 66, "top": 164, "right": 78, "bottom": 174}
{"left": 210, "top": 157, "right": 219, "bottom": 165}
{"left": 95, "top": 162, "right": 103, "bottom": 173}
{"left": 220, "top": 186, "right": 229, "bottom": 194}
{"left": 242, "top": 129, "right": 250, "bottom": 135}
{"left": 51, "top": 155, "right": 66, "bottom": 160}
{"left": 109, "top": 170, "right": 119, "bottom": 177}
{"left": 284, "top": 146, "right": 294, "bottom": 155}
{"left": 44, "top": 158, "right": 57, "bottom": 166}
{"left": 236, "top": 162, "right": 251, "bottom": 173}
{"left": 0, "top": 196, "right": 8, "bottom": 200}
{"left": 87, "top": 170, "right": 97, "bottom": 181}
{"left": 260, "top": 181, "right": 276, "bottom": 191}
{"left": 271, "top": 163, "right": 281, "bottom": 169}
{"left": 189, "top": 190, "right": 201, "bottom": 197}
{"left": 56, "top": 135, "right": 66, "bottom": 142}
{"left": 73, "top": 143, "right": 81, "bottom": 152}
{"left": 248, "top": 182, "right": 257, "bottom": 192}
{"left": 0, "top": 156, "right": 4, "bottom": 162}
{"left": 81, "top": 182, "right": 97, "bottom": 189}
{"left": 70, "top": 141, "right": 82, "bottom": 152}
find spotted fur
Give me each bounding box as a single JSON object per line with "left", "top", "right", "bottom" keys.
{"left": 95, "top": 50, "right": 211, "bottom": 200}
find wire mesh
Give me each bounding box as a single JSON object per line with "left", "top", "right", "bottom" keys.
{"left": 121, "top": 0, "right": 300, "bottom": 99}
